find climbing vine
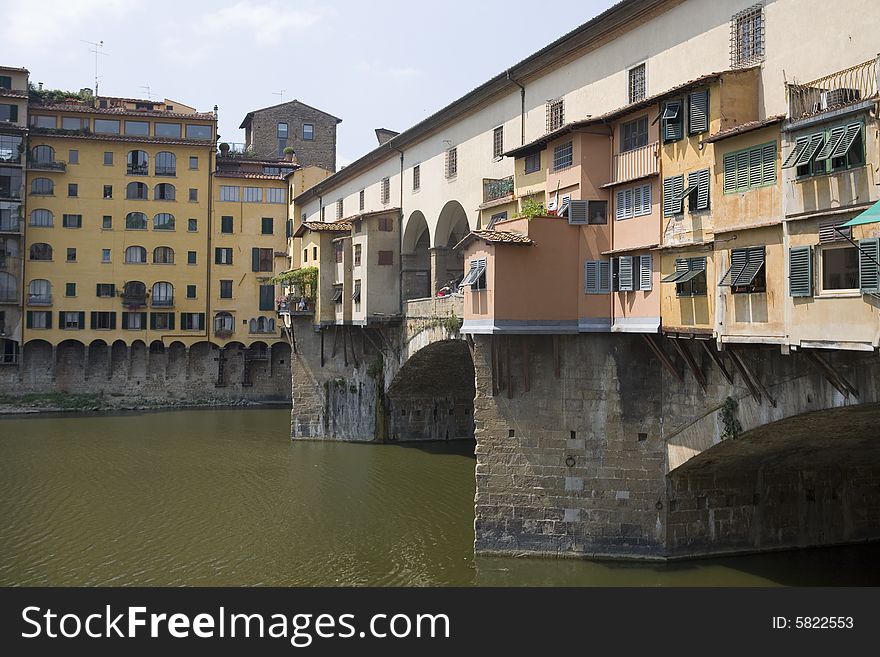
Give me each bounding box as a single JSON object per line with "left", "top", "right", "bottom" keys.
{"left": 719, "top": 396, "right": 743, "bottom": 440}
{"left": 272, "top": 267, "right": 318, "bottom": 301}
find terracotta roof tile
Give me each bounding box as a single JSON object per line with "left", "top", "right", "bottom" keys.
{"left": 455, "top": 230, "right": 534, "bottom": 249}
{"left": 703, "top": 115, "right": 785, "bottom": 143}
{"left": 29, "top": 102, "right": 215, "bottom": 121}
{"left": 213, "top": 171, "right": 286, "bottom": 180}
{"left": 0, "top": 88, "right": 28, "bottom": 99}
{"left": 293, "top": 220, "right": 352, "bottom": 237}
{"left": 27, "top": 127, "right": 214, "bottom": 147}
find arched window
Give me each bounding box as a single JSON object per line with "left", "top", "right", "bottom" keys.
{"left": 152, "top": 282, "right": 174, "bottom": 306}
{"left": 153, "top": 212, "right": 175, "bottom": 230}
{"left": 124, "top": 246, "right": 147, "bottom": 263}
{"left": 31, "top": 178, "right": 54, "bottom": 195}
{"left": 29, "top": 243, "right": 52, "bottom": 260}
{"left": 214, "top": 312, "right": 234, "bottom": 334}
{"left": 153, "top": 246, "right": 174, "bottom": 264}
{"left": 123, "top": 280, "right": 146, "bottom": 306}
{"left": 155, "top": 151, "right": 176, "bottom": 176}
{"left": 126, "top": 181, "right": 149, "bottom": 200}
{"left": 0, "top": 272, "right": 17, "bottom": 301}
{"left": 154, "top": 183, "right": 176, "bottom": 201}
{"left": 29, "top": 209, "right": 53, "bottom": 227}
{"left": 249, "top": 318, "right": 257, "bottom": 333}
{"left": 28, "top": 279, "right": 52, "bottom": 304}
{"left": 125, "top": 212, "right": 148, "bottom": 230}
{"left": 256, "top": 316, "right": 268, "bottom": 333}
{"left": 127, "top": 149, "right": 148, "bottom": 175}
{"left": 31, "top": 145, "right": 55, "bottom": 163}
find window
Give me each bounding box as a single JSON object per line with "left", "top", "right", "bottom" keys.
{"left": 336, "top": 198, "right": 343, "bottom": 219}
{"left": 125, "top": 246, "right": 147, "bottom": 263}
{"left": 359, "top": 189, "right": 365, "bottom": 210}
{"left": 154, "top": 183, "right": 176, "bottom": 201}
{"left": 787, "top": 123, "right": 865, "bottom": 178}
{"left": 188, "top": 188, "right": 198, "bottom": 202}
{"left": 94, "top": 119, "right": 120, "bottom": 134}
{"left": 462, "top": 258, "right": 487, "bottom": 291}
{"left": 102, "top": 249, "right": 111, "bottom": 263}
{"left": 585, "top": 260, "right": 612, "bottom": 294}
{"left": 127, "top": 150, "right": 148, "bottom": 175}
{"left": 354, "top": 244, "right": 362, "bottom": 267}
{"left": 553, "top": 141, "right": 573, "bottom": 171}
{"left": 182, "top": 313, "right": 206, "bottom": 331}
{"left": 155, "top": 151, "right": 176, "bottom": 176}
{"left": 662, "top": 175, "right": 685, "bottom": 216}
{"left": 493, "top": 126, "right": 504, "bottom": 159}
{"left": 321, "top": 206, "right": 326, "bottom": 222}
{"left": 313, "top": 247, "right": 318, "bottom": 260}
{"left": 126, "top": 181, "right": 148, "bottom": 200}
{"left": 186, "top": 285, "right": 196, "bottom": 299}
{"left": 719, "top": 246, "right": 766, "bottom": 293}
{"left": 153, "top": 246, "right": 174, "bottom": 264}
{"left": 277, "top": 122, "right": 289, "bottom": 139}
{"left": 688, "top": 90, "right": 709, "bottom": 135}
{"left": 244, "top": 187, "right": 262, "bottom": 203}
{"left": 352, "top": 280, "right": 362, "bottom": 311}
{"left": 661, "top": 100, "right": 683, "bottom": 143}
{"left": 303, "top": 123, "right": 314, "bottom": 140}
{"left": 31, "top": 145, "right": 55, "bottom": 163}
{"left": 62, "top": 117, "right": 88, "bottom": 131}
{"left": 62, "top": 311, "right": 85, "bottom": 330}
{"left": 731, "top": 4, "right": 765, "bottom": 68}
{"left": 445, "top": 148, "right": 457, "bottom": 179}
{"left": 104, "top": 151, "right": 113, "bottom": 165}
{"left": 122, "top": 311, "right": 147, "bottom": 330}
{"left": 488, "top": 211, "right": 507, "bottom": 229}
{"left": 103, "top": 184, "right": 113, "bottom": 199}
{"left": 221, "top": 216, "right": 233, "bottom": 233}
{"left": 90, "top": 311, "right": 116, "bottom": 330}
{"left": 62, "top": 214, "right": 82, "bottom": 228}
{"left": 188, "top": 218, "right": 198, "bottom": 232}
{"left": 303, "top": 249, "right": 308, "bottom": 263}
{"left": 31, "top": 115, "right": 55, "bottom": 128}
{"left": 381, "top": 176, "right": 391, "bottom": 203}
{"left": 155, "top": 123, "right": 181, "bottom": 138}
{"left": 213, "top": 312, "right": 235, "bottom": 335}
{"left": 252, "top": 247, "right": 273, "bottom": 272}
{"left": 30, "top": 209, "right": 53, "bottom": 227}
{"left": 152, "top": 282, "right": 174, "bottom": 306}
{"left": 628, "top": 64, "right": 646, "bottom": 103}
{"left": 259, "top": 285, "right": 274, "bottom": 311}
{"left": 220, "top": 280, "right": 233, "bottom": 299}
{"left": 723, "top": 142, "right": 776, "bottom": 193}
{"left": 687, "top": 169, "right": 710, "bottom": 212}
{"left": 1, "top": 104, "right": 19, "bottom": 123}
{"left": 99, "top": 215, "right": 111, "bottom": 230}
{"left": 0, "top": 134, "right": 22, "bottom": 162}
{"left": 26, "top": 311, "right": 52, "bottom": 329}
{"left": 335, "top": 242, "right": 344, "bottom": 263}
{"left": 187, "top": 251, "right": 197, "bottom": 265}
{"left": 28, "top": 279, "right": 52, "bottom": 304}
{"left": 65, "top": 282, "right": 76, "bottom": 297}
{"left": 124, "top": 120, "right": 150, "bottom": 136}
{"left": 220, "top": 185, "right": 240, "bottom": 202}
{"left": 821, "top": 244, "right": 859, "bottom": 292}
{"left": 66, "top": 247, "right": 76, "bottom": 262}
{"left": 96, "top": 283, "right": 116, "bottom": 298}
{"left": 31, "top": 177, "right": 53, "bottom": 195}
{"left": 588, "top": 200, "right": 608, "bottom": 225}
{"left": 332, "top": 286, "right": 343, "bottom": 305}
{"left": 215, "top": 247, "right": 233, "bottom": 265}
{"left": 661, "top": 257, "right": 707, "bottom": 297}
{"left": 189, "top": 156, "right": 198, "bottom": 170}
{"left": 67, "top": 183, "right": 78, "bottom": 197}
{"left": 126, "top": 212, "right": 148, "bottom": 230}
{"left": 266, "top": 188, "right": 285, "bottom": 204}
{"left": 0, "top": 76, "right": 11, "bottom": 89}
{"left": 621, "top": 116, "right": 648, "bottom": 153}
{"left": 151, "top": 312, "right": 175, "bottom": 331}
{"left": 29, "top": 243, "right": 52, "bottom": 260}
{"left": 378, "top": 216, "right": 393, "bottom": 231}
{"left": 378, "top": 250, "right": 393, "bottom": 266}
{"left": 68, "top": 149, "right": 79, "bottom": 164}
{"left": 260, "top": 217, "right": 274, "bottom": 235}
{"left": 615, "top": 184, "right": 652, "bottom": 220}
{"left": 186, "top": 124, "right": 212, "bottom": 140}
{"left": 412, "top": 165, "right": 420, "bottom": 191}
{"left": 546, "top": 98, "right": 565, "bottom": 132}
{"left": 524, "top": 151, "right": 541, "bottom": 174}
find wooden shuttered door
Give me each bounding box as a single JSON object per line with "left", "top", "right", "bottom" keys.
{"left": 859, "top": 238, "right": 880, "bottom": 294}
{"left": 788, "top": 246, "right": 813, "bottom": 297}
{"left": 259, "top": 285, "right": 274, "bottom": 311}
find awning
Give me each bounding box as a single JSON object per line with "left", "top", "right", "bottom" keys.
{"left": 840, "top": 200, "right": 880, "bottom": 228}
{"left": 674, "top": 268, "right": 705, "bottom": 283}
{"left": 660, "top": 270, "right": 688, "bottom": 283}
{"left": 719, "top": 246, "right": 765, "bottom": 286}
{"left": 332, "top": 287, "right": 343, "bottom": 303}
{"left": 461, "top": 259, "right": 486, "bottom": 286}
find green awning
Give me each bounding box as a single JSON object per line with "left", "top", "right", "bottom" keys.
{"left": 840, "top": 200, "right": 880, "bottom": 228}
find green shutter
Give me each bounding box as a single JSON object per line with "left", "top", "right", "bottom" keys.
{"left": 96, "top": 283, "right": 101, "bottom": 297}
{"left": 663, "top": 175, "right": 684, "bottom": 216}
{"left": 723, "top": 153, "right": 736, "bottom": 193}
{"left": 688, "top": 90, "right": 709, "bottom": 134}
{"left": 259, "top": 285, "right": 274, "bottom": 311}
{"left": 109, "top": 312, "right": 116, "bottom": 330}
{"left": 830, "top": 123, "right": 862, "bottom": 159}
{"left": 122, "top": 312, "right": 129, "bottom": 329}
{"left": 815, "top": 125, "right": 846, "bottom": 160}
{"left": 252, "top": 247, "right": 260, "bottom": 272}
{"left": 140, "top": 312, "right": 147, "bottom": 328}
{"left": 760, "top": 143, "right": 776, "bottom": 185}
{"left": 782, "top": 137, "right": 809, "bottom": 169}
{"left": 90, "top": 311, "right": 98, "bottom": 329}
{"left": 169, "top": 313, "right": 175, "bottom": 331}
{"left": 58, "top": 311, "right": 65, "bottom": 328}
{"left": 859, "top": 238, "right": 880, "bottom": 294}
{"left": 618, "top": 256, "right": 634, "bottom": 291}
{"left": 734, "top": 150, "right": 749, "bottom": 191}
{"left": 748, "top": 147, "right": 762, "bottom": 188}
{"left": 688, "top": 169, "right": 709, "bottom": 211}
{"left": 789, "top": 246, "right": 813, "bottom": 297}
{"left": 150, "top": 313, "right": 157, "bottom": 330}
{"left": 78, "top": 312, "right": 85, "bottom": 328}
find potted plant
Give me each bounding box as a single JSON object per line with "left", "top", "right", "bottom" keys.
{"left": 283, "top": 146, "right": 297, "bottom": 163}
{"left": 218, "top": 142, "right": 230, "bottom": 155}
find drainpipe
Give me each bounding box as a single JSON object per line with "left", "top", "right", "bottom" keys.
{"left": 395, "top": 147, "right": 405, "bottom": 315}
{"left": 507, "top": 70, "right": 526, "bottom": 145}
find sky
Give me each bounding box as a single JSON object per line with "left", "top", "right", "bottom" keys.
{"left": 0, "top": 0, "right": 618, "bottom": 168}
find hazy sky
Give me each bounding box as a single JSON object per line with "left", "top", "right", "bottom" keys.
{"left": 1, "top": 0, "right": 617, "bottom": 168}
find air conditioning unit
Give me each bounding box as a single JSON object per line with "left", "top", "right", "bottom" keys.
{"left": 820, "top": 88, "right": 861, "bottom": 110}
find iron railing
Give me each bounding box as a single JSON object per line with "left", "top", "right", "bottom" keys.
{"left": 0, "top": 218, "right": 20, "bottom": 232}
{"left": 26, "top": 158, "right": 66, "bottom": 172}
{"left": 483, "top": 176, "right": 514, "bottom": 203}
{"left": 27, "top": 294, "right": 52, "bottom": 306}
{"left": 151, "top": 298, "right": 174, "bottom": 307}
{"left": 788, "top": 57, "right": 879, "bottom": 121}
{"left": 612, "top": 141, "right": 659, "bottom": 185}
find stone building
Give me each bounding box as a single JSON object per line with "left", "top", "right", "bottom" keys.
{"left": 240, "top": 100, "right": 341, "bottom": 171}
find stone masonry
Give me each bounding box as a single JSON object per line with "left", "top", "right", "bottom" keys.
{"left": 242, "top": 100, "right": 340, "bottom": 171}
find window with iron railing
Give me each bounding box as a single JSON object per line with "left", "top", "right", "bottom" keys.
{"left": 628, "top": 64, "right": 646, "bottom": 103}
{"left": 546, "top": 98, "right": 564, "bottom": 132}
{"left": 730, "top": 4, "right": 764, "bottom": 68}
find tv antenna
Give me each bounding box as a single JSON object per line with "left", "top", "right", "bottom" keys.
{"left": 81, "top": 40, "right": 106, "bottom": 96}
{"left": 273, "top": 89, "right": 286, "bottom": 103}
{"left": 140, "top": 84, "right": 152, "bottom": 99}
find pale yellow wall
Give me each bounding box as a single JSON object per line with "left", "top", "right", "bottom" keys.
{"left": 333, "top": 236, "right": 352, "bottom": 324}
{"left": 360, "top": 214, "right": 401, "bottom": 320}
{"left": 660, "top": 248, "right": 715, "bottom": 332}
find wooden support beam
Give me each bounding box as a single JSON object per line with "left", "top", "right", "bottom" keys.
{"left": 700, "top": 340, "right": 733, "bottom": 384}
{"left": 803, "top": 350, "right": 858, "bottom": 398}
{"left": 641, "top": 334, "right": 682, "bottom": 381}
{"left": 553, "top": 335, "right": 560, "bottom": 378}
{"left": 320, "top": 329, "right": 325, "bottom": 368}
{"left": 506, "top": 336, "right": 512, "bottom": 399}
{"left": 521, "top": 336, "right": 530, "bottom": 393}
{"left": 728, "top": 350, "right": 776, "bottom": 406}
{"left": 331, "top": 324, "right": 339, "bottom": 358}
{"left": 349, "top": 327, "right": 359, "bottom": 368}
{"left": 670, "top": 337, "right": 706, "bottom": 391}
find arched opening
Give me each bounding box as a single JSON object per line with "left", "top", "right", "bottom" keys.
{"left": 22, "top": 339, "right": 52, "bottom": 384}
{"left": 31, "top": 145, "right": 55, "bottom": 163}
{"left": 151, "top": 281, "right": 174, "bottom": 306}
{"left": 153, "top": 213, "right": 175, "bottom": 231}
{"left": 124, "top": 246, "right": 147, "bottom": 264}
{"left": 166, "top": 341, "right": 187, "bottom": 379}
{"left": 402, "top": 210, "right": 431, "bottom": 301}
{"left": 123, "top": 280, "right": 146, "bottom": 305}
{"left": 29, "top": 242, "right": 52, "bottom": 261}
{"left": 127, "top": 150, "right": 148, "bottom": 175}
{"left": 125, "top": 212, "right": 148, "bottom": 230}
{"left": 29, "top": 208, "right": 53, "bottom": 227}
{"left": 431, "top": 200, "right": 471, "bottom": 293}
{"left": 110, "top": 339, "right": 128, "bottom": 381}
{"left": 153, "top": 246, "right": 174, "bottom": 264}
{"left": 30, "top": 177, "right": 53, "bottom": 195}
{"left": 55, "top": 339, "right": 84, "bottom": 387}
{"left": 154, "top": 184, "right": 176, "bottom": 201}
{"left": 386, "top": 340, "right": 475, "bottom": 442}
{"left": 86, "top": 339, "right": 108, "bottom": 379}
{"left": 27, "top": 278, "right": 51, "bottom": 304}
{"left": 126, "top": 181, "right": 149, "bottom": 200}
{"left": 130, "top": 340, "right": 147, "bottom": 378}
{"left": 155, "top": 151, "right": 176, "bottom": 176}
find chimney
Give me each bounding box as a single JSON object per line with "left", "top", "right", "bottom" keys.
{"left": 375, "top": 128, "right": 399, "bottom": 145}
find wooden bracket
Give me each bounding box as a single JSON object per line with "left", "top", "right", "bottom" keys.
{"left": 521, "top": 336, "right": 530, "bottom": 393}
{"left": 642, "top": 334, "right": 682, "bottom": 381}
{"left": 700, "top": 340, "right": 733, "bottom": 384}
{"left": 729, "top": 350, "right": 776, "bottom": 407}
{"left": 803, "top": 350, "right": 858, "bottom": 398}
{"left": 670, "top": 337, "right": 706, "bottom": 391}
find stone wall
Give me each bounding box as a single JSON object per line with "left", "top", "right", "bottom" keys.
{"left": 247, "top": 102, "right": 338, "bottom": 171}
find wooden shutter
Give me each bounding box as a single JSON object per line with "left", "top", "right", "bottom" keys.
{"left": 26, "top": 311, "right": 32, "bottom": 329}
{"left": 617, "top": 256, "right": 634, "bottom": 291}
{"left": 109, "top": 312, "right": 116, "bottom": 330}
{"left": 793, "top": 133, "right": 826, "bottom": 167}
{"left": 90, "top": 311, "right": 98, "bottom": 329}
{"left": 789, "top": 246, "right": 813, "bottom": 297}
{"left": 859, "top": 238, "right": 880, "bottom": 294}
{"left": 761, "top": 143, "right": 776, "bottom": 185}
{"left": 815, "top": 125, "right": 846, "bottom": 161}
{"left": 259, "top": 285, "right": 274, "bottom": 311}
{"left": 568, "top": 200, "right": 588, "bottom": 225}
{"left": 782, "top": 137, "right": 809, "bottom": 169}
{"left": 122, "top": 312, "right": 130, "bottom": 329}
{"left": 723, "top": 152, "right": 737, "bottom": 193}
{"left": 830, "top": 123, "right": 862, "bottom": 159}
{"left": 169, "top": 313, "right": 175, "bottom": 331}
{"left": 663, "top": 175, "right": 684, "bottom": 216}
{"left": 818, "top": 219, "right": 851, "bottom": 243}
{"left": 58, "top": 311, "right": 65, "bottom": 328}
{"left": 748, "top": 147, "right": 762, "bottom": 188}
{"left": 688, "top": 90, "right": 709, "bottom": 134}
{"left": 96, "top": 283, "right": 102, "bottom": 297}
{"left": 639, "top": 254, "right": 653, "bottom": 291}
{"left": 252, "top": 247, "right": 260, "bottom": 272}
{"left": 616, "top": 189, "right": 631, "bottom": 220}
{"left": 687, "top": 169, "right": 710, "bottom": 211}
{"left": 78, "top": 312, "right": 85, "bottom": 328}
{"left": 662, "top": 101, "right": 682, "bottom": 142}
{"left": 150, "top": 313, "right": 157, "bottom": 330}
{"left": 584, "top": 261, "right": 599, "bottom": 294}
{"left": 720, "top": 248, "right": 748, "bottom": 286}
{"left": 598, "top": 260, "right": 611, "bottom": 293}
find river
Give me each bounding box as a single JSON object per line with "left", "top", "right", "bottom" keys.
{"left": 0, "top": 408, "right": 876, "bottom": 586}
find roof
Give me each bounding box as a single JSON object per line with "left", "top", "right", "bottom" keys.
{"left": 27, "top": 127, "right": 215, "bottom": 147}
{"left": 213, "top": 171, "right": 287, "bottom": 181}
{"left": 0, "top": 88, "right": 28, "bottom": 99}
{"left": 703, "top": 114, "right": 785, "bottom": 144}
{"left": 294, "top": 0, "right": 677, "bottom": 204}
{"left": 504, "top": 68, "right": 755, "bottom": 158}
{"left": 455, "top": 230, "right": 534, "bottom": 250}
{"left": 239, "top": 99, "right": 342, "bottom": 129}
{"left": 217, "top": 155, "right": 298, "bottom": 166}
{"left": 28, "top": 102, "right": 216, "bottom": 121}
{"left": 346, "top": 207, "right": 402, "bottom": 223}
{"left": 0, "top": 65, "right": 28, "bottom": 73}
{"left": 293, "top": 220, "right": 352, "bottom": 238}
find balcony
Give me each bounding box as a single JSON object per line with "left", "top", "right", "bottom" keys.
{"left": 151, "top": 297, "right": 174, "bottom": 308}
{"left": 122, "top": 295, "right": 147, "bottom": 308}
{"left": 27, "top": 294, "right": 52, "bottom": 306}
{"left": 127, "top": 165, "right": 148, "bottom": 175}
{"left": 0, "top": 152, "right": 21, "bottom": 165}
{"left": 0, "top": 218, "right": 20, "bottom": 233}
{"left": 0, "top": 293, "right": 17, "bottom": 304}
{"left": 788, "top": 57, "right": 879, "bottom": 122}
{"left": 277, "top": 295, "right": 314, "bottom": 316}
{"left": 483, "top": 176, "right": 514, "bottom": 204}
{"left": 610, "top": 141, "right": 659, "bottom": 186}
{"left": 26, "top": 158, "right": 66, "bottom": 172}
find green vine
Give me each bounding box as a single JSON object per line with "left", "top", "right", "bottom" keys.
{"left": 720, "top": 396, "right": 743, "bottom": 440}
{"left": 272, "top": 266, "right": 318, "bottom": 301}
{"left": 515, "top": 196, "right": 545, "bottom": 219}
{"left": 444, "top": 313, "right": 463, "bottom": 334}
{"left": 28, "top": 83, "right": 94, "bottom": 105}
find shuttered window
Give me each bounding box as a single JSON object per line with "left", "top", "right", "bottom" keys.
{"left": 617, "top": 256, "right": 634, "bottom": 291}
{"left": 252, "top": 247, "right": 273, "bottom": 272}
{"left": 859, "top": 238, "right": 880, "bottom": 294}
{"left": 615, "top": 183, "right": 651, "bottom": 220}
{"left": 568, "top": 200, "right": 588, "bottom": 225}
{"left": 783, "top": 133, "right": 824, "bottom": 169}
{"left": 661, "top": 100, "right": 683, "bottom": 143}
{"left": 719, "top": 246, "right": 765, "bottom": 293}
{"left": 639, "top": 254, "right": 653, "bottom": 291}
{"left": 788, "top": 246, "right": 813, "bottom": 297}
{"left": 723, "top": 142, "right": 776, "bottom": 193}
{"left": 688, "top": 90, "right": 709, "bottom": 134}
{"left": 462, "top": 259, "right": 487, "bottom": 290}
{"left": 791, "top": 123, "right": 865, "bottom": 177}
{"left": 661, "top": 257, "right": 706, "bottom": 296}
{"left": 259, "top": 285, "right": 275, "bottom": 311}
{"left": 818, "top": 219, "right": 852, "bottom": 243}
{"left": 585, "top": 260, "right": 611, "bottom": 294}
{"left": 662, "top": 175, "right": 684, "bottom": 216}
{"left": 687, "top": 169, "right": 710, "bottom": 211}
